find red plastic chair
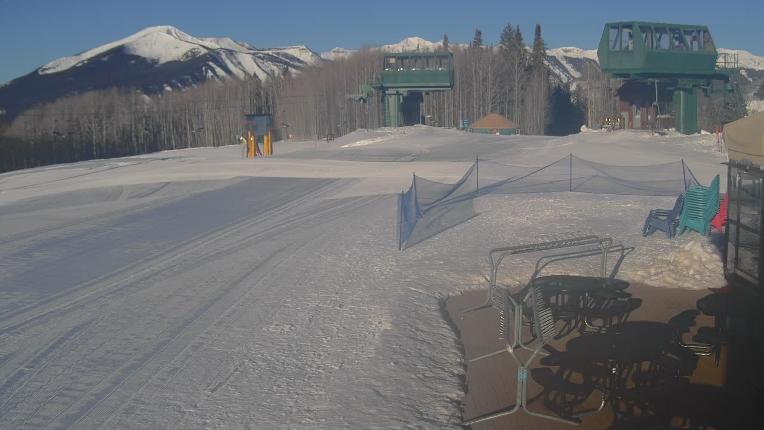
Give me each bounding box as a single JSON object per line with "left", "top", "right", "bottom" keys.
{"left": 710, "top": 193, "right": 728, "bottom": 232}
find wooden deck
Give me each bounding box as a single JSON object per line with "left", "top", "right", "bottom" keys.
{"left": 446, "top": 284, "right": 726, "bottom": 429}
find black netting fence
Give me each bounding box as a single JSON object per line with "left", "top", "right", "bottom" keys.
{"left": 398, "top": 154, "right": 699, "bottom": 250}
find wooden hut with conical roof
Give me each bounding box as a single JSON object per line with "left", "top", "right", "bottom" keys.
{"left": 468, "top": 113, "right": 519, "bottom": 135}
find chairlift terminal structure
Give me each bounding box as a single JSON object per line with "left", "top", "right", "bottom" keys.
{"left": 356, "top": 51, "right": 454, "bottom": 127}
{"left": 597, "top": 21, "right": 745, "bottom": 134}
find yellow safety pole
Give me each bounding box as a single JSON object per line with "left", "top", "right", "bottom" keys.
{"left": 268, "top": 130, "right": 273, "bottom": 155}
{"left": 248, "top": 130, "right": 255, "bottom": 159}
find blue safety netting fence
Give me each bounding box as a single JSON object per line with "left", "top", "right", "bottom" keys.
{"left": 398, "top": 154, "right": 699, "bottom": 250}
{"left": 399, "top": 162, "right": 479, "bottom": 250}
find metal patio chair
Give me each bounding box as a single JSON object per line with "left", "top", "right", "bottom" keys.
{"left": 463, "top": 282, "right": 581, "bottom": 426}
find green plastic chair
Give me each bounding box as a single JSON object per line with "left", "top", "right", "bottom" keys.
{"left": 678, "top": 175, "right": 720, "bottom": 236}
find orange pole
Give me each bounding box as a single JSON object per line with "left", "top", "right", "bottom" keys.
{"left": 248, "top": 130, "right": 254, "bottom": 159}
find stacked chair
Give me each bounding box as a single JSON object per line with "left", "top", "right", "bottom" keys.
{"left": 678, "top": 175, "right": 720, "bottom": 236}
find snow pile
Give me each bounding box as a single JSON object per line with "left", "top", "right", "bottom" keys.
{"left": 628, "top": 239, "right": 726, "bottom": 289}
{"left": 340, "top": 137, "right": 387, "bottom": 148}
{"left": 748, "top": 99, "right": 764, "bottom": 113}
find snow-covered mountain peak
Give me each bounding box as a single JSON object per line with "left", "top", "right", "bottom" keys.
{"left": 0, "top": 26, "right": 327, "bottom": 119}
{"left": 381, "top": 36, "right": 443, "bottom": 52}
{"left": 199, "top": 36, "right": 251, "bottom": 52}
{"left": 717, "top": 48, "right": 764, "bottom": 71}
{"left": 546, "top": 46, "right": 764, "bottom": 71}
{"left": 39, "top": 25, "right": 213, "bottom": 75}
{"left": 265, "top": 45, "right": 322, "bottom": 64}
{"left": 37, "top": 26, "right": 322, "bottom": 80}
{"left": 548, "top": 47, "right": 598, "bottom": 61}
{"left": 321, "top": 47, "right": 356, "bottom": 61}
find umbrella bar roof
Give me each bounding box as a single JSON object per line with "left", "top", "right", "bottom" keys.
{"left": 725, "top": 112, "right": 764, "bottom": 165}
{"left": 470, "top": 113, "right": 518, "bottom": 130}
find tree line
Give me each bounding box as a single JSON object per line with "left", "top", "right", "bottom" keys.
{"left": 0, "top": 76, "right": 277, "bottom": 173}
{"left": 278, "top": 23, "right": 563, "bottom": 138}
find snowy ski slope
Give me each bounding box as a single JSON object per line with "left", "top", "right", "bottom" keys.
{"left": 0, "top": 126, "right": 728, "bottom": 428}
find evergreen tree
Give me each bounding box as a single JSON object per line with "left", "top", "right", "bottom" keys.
{"left": 545, "top": 85, "right": 586, "bottom": 135}
{"left": 531, "top": 23, "right": 547, "bottom": 68}
{"left": 442, "top": 34, "right": 449, "bottom": 51}
{"left": 499, "top": 23, "right": 514, "bottom": 51}
{"left": 497, "top": 23, "right": 527, "bottom": 123}
{"left": 472, "top": 28, "right": 483, "bottom": 48}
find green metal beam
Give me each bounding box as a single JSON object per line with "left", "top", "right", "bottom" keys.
{"left": 384, "top": 92, "right": 403, "bottom": 128}
{"left": 673, "top": 88, "right": 699, "bottom": 134}
{"left": 598, "top": 21, "right": 718, "bottom": 79}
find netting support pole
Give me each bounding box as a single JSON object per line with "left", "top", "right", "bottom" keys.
{"left": 569, "top": 153, "right": 573, "bottom": 192}
{"left": 475, "top": 156, "right": 480, "bottom": 195}
{"left": 682, "top": 159, "right": 688, "bottom": 191}
{"left": 412, "top": 173, "right": 419, "bottom": 217}
{"left": 398, "top": 191, "right": 404, "bottom": 251}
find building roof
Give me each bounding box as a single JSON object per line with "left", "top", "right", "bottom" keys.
{"left": 470, "top": 113, "right": 517, "bottom": 129}
{"left": 725, "top": 112, "right": 764, "bottom": 165}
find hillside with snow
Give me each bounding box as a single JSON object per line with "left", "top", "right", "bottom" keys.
{"left": 0, "top": 26, "right": 322, "bottom": 119}
{"left": 38, "top": 25, "right": 321, "bottom": 80}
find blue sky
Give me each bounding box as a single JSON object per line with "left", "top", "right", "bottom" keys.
{"left": 1, "top": 0, "right": 762, "bottom": 84}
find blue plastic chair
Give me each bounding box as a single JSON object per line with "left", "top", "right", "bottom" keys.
{"left": 642, "top": 194, "right": 684, "bottom": 239}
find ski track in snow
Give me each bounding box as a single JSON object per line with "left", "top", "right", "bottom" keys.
{"left": 0, "top": 176, "right": 468, "bottom": 429}
{"left": 0, "top": 127, "right": 729, "bottom": 428}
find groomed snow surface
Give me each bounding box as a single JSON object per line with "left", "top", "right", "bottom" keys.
{"left": 0, "top": 126, "right": 728, "bottom": 428}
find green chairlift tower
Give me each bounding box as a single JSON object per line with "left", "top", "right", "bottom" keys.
{"left": 355, "top": 52, "right": 454, "bottom": 127}
{"left": 598, "top": 21, "right": 745, "bottom": 134}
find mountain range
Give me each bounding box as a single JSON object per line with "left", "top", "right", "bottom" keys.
{"left": 0, "top": 26, "right": 321, "bottom": 119}
{"left": 1, "top": 26, "right": 763, "bottom": 121}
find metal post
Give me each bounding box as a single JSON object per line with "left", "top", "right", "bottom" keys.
{"left": 412, "top": 173, "right": 420, "bottom": 217}
{"left": 758, "top": 172, "right": 764, "bottom": 289}
{"left": 654, "top": 79, "right": 660, "bottom": 122}
{"left": 734, "top": 171, "right": 742, "bottom": 270}
{"left": 475, "top": 156, "right": 479, "bottom": 194}
{"left": 398, "top": 191, "right": 404, "bottom": 251}
{"left": 569, "top": 153, "right": 573, "bottom": 192}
